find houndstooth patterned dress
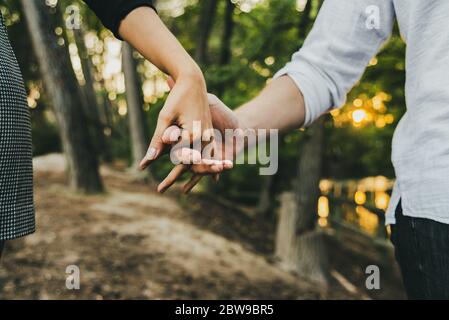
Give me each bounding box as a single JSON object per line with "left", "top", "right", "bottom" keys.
{"left": 0, "top": 12, "right": 35, "bottom": 241}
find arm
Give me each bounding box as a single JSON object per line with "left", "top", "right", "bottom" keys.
{"left": 158, "top": 0, "right": 396, "bottom": 192}
{"left": 236, "top": 75, "right": 306, "bottom": 133}
{"left": 118, "top": 7, "right": 202, "bottom": 83}
{"left": 120, "top": 8, "right": 214, "bottom": 169}
{"left": 155, "top": 77, "right": 304, "bottom": 194}
{"left": 236, "top": 0, "right": 396, "bottom": 133}
{"left": 272, "top": 0, "right": 395, "bottom": 127}
{"left": 84, "top": 1, "right": 198, "bottom": 78}
{"left": 84, "top": 1, "right": 212, "bottom": 167}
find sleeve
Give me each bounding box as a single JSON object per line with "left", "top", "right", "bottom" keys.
{"left": 83, "top": 0, "right": 156, "bottom": 39}
{"left": 274, "top": 0, "right": 395, "bottom": 127}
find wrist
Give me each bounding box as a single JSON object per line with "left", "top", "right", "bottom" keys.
{"left": 235, "top": 110, "right": 252, "bottom": 132}
{"left": 172, "top": 62, "right": 206, "bottom": 89}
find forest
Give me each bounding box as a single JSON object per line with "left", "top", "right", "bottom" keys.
{"left": 0, "top": 0, "right": 407, "bottom": 299}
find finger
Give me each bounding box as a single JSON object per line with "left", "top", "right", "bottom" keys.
{"left": 182, "top": 120, "right": 210, "bottom": 146}
{"left": 139, "top": 115, "right": 171, "bottom": 170}
{"left": 167, "top": 128, "right": 197, "bottom": 149}
{"left": 210, "top": 162, "right": 224, "bottom": 172}
{"left": 162, "top": 125, "right": 182, "bottom": 145}
{"left": 201, "top": 159, "right": 225, "bottom": 168}
{"left": 192, "top": 161, "right": 224, "bottom": 175}
{"left": 167, "top": 76, "right": 175, "bottom": 90}
{"left": 157, "top": 164, "right": 188, "bottom": 193}
{"left": 202, "top": 127, "right": 215, "bottom": 143}
{"left": 171, "top": 147, "right": 202, "bottom": 165}
{"left": 182, "top": 174, "right": 203, "bottom": 194}
{"left": 213, "top": 174, "right": 220, "bottom": 182}
{"left": 223, "top": 160, "right": 234, "bottom": 169}
{"left": 207, "top": 93, "right": 221, "bottom": 106}
{"left": 192, "top": 157, "right": 234, "bottom": 174}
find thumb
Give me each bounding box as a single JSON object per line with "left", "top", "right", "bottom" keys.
{"left": 207, "top": 93, "right": 221, "bottom": 106}
{"left": 139, "top": 115, "right": 170, "bottom": 170}
{"left": 167, "top": 76, "right": 175, "bottom": 90}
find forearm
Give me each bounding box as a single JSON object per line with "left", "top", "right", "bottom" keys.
{"left": 119, "top": 7, "right": 204, "bottom": 84}
{"left": 236, "top": 76, "right": 305, "bottom": 133}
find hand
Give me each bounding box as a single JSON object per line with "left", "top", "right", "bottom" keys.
{"left": 139, "top": 72, "right": 215, "bottom": 170}
{"left": 157, "top": 93, "right": 245, "bottom": 193}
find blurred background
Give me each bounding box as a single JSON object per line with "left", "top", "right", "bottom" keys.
{"left": 0, "top": 0, "right": 407, "bottom": 299}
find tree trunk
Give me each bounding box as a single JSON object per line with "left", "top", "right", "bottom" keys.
{"left": 96, "top": 80, "right": 114, "bottom": 163}
{"left": 21, "top": 0, "right": 103, "bottom": 193}
{"left": 73, "top": 27, "right": 110, "bottom": 161}
{"left": 194, "top": 0, "right": 218, "bottom": 65}
{"left": 255, "top": 133, "right": 286, "bottom": 218}
{"left": 122, "top": 43, "right": 153, "bottom": 181}
{"left": 214, "top": 0, "right": 236, "bottom": 97}
{"left": 219, "top": 0, "right": 235, "bottom": 65}
{"left": 275, "top": 118, "right": 329, "bottom": 286}
{"left": 256, "top": 175, "right": 274, "bottom": 217}
{"left": 298, "top": 0, "right": 313, "bottom": 41}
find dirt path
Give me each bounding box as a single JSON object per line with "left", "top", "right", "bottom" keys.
{"left": 0, "top": 154, "right": 404, "bottom": 299}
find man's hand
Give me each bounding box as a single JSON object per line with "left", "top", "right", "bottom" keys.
{"left": 157, "top": 93, "right": 243, "bottom": 193}
{"left": 153, "top": 75, "right": 306, "bottom": 194}
{"left": 138, "top": 74, "right": 215, "bottom": 171}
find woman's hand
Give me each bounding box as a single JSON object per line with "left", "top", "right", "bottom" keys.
{"left": 117, "top": 7, "right": 218, "bottom": 171}
{"left": 138, "top": 72, "right": 215, "bottom": 170}
{"left": 157, "top": 93, "right": 244, "bottom": 193}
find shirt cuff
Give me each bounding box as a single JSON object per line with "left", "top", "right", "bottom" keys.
{"left": 113, "top": 1, "right": 156, "bottom": 40}
{"left": 274, "top": 60, "right": 333, "bottom": 127}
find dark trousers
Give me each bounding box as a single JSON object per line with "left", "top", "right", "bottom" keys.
{"left": 391, "top": 201, "right": 449, "bottom": 299}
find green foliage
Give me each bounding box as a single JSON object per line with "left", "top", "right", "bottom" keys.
{"left": 324, "top": 28, "right": 406, "bottom": 179}
{"left": 5, "top": 0, "right": 406, "bottom": 204}
{"left": 191, "top": 0, "right": 405, "bottom": 201}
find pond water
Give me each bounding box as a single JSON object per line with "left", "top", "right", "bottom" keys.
{"left": 317, "top": 176, "right": 394, "bottom": 238}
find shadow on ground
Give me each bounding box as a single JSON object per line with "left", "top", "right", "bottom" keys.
{"left": 0, "top": 154, "right": 405, "bottom": 299}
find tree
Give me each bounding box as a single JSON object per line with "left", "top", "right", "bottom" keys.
{"left": 21, "top": 0, "right": 103, "bottom": 193}
{"left": 298, "top": 0, "right": 313, "bottom": 41}
{"left": 122, "top": 43, "right": 153, "bottom": 181}
{"left": 219, "top": 0, "right": 235, "bottom": 65}
{"left": 256, "top": 174, "right": 275, "bottom": 217}
{"left": 72, "top": 26, "right": 110, "bottom": 161}
{"left": 275, "top": 117, "right": 329, "bottom": 286}
{"left": 273, "top": 0, "right": 329, "bottom": 285}
{"left": 194, "top": 0, "right": 219, "bottom": 65}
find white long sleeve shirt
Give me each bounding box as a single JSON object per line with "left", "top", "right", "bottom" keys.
{"left": 275, "top": 0, "right": 449, "bottom": 225}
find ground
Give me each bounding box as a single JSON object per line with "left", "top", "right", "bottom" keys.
{"left": 0, "top": 154, "right": 405, "bottom": 299}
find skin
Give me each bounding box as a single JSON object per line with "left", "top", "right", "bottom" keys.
{"left": 156, "top": 75, "right": 306, "bottom": 193}
{"left": 118, "top": 7, "right": 217, "bottom": 171}
{"left": 2, "top": 7, "right": 212, "bottom": 259}
{"left": 155, "top": 79, "right": 235, "bottom": 193}
{"left": 118, "top": 8, "right": 306, "bottom": 192}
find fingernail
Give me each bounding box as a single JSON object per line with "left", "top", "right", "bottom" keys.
{"left": 223, "top": 160, "right": 233, "bottom": 169}
{"left": 145, "top": 147, "right": 157, "bottom": 160}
